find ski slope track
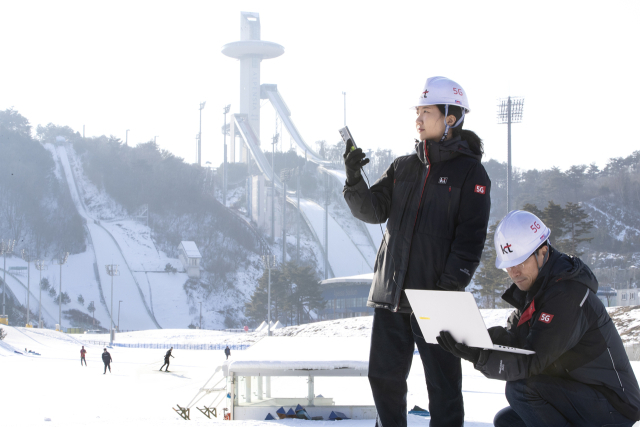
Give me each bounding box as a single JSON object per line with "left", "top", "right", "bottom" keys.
{"left": 56, "top": 145, "right": 160, "bottom": 330}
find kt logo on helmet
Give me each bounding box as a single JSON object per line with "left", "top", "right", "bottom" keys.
{"left": 500, "top": 244, "right": 513, "bottom": 255}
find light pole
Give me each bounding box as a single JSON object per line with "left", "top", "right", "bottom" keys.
{"left": 199, "top": 301, "right": 202, "bottom": 329}
{"left": 154, "top": 135, "right": 158, "bottom": 144}
{"left": 198, "top": 101, "right": 206, "bottom": 167}
{"left": 271, "top": 133, "right": 279, "bottom": 242}
{"left": 222, "top": 104, "right": 231, "bottom": 207}
{"left": 90, "top": 301, "right": 95, "bottom": 326}
{"left": 497, "top": 96, "right": 525, "bottom": 213}
{"left": 105, "top": 264, "right": 119, "bottom": 345}
{"left": 280, "top": 169, "right": 292, "bottom": 262}
{"left": 35, "top": 260, "right": 47, "bottom": 328}
{"left": 21, "top": 249, "right": 33, "bottom": 326}
{"left": 1, "top": 239, "right": 16, "bottom": 319}
{"left": 117, "top": 300, "right": 123, "bottom": 331}
{"left": 125, "top": 129, "right": 130, "bottom": 146}
{"left": 55, "top": 252, "right": 69, "bottom": 329}
{"left": 261, "top": 255, "right": 277, "bottom": 336}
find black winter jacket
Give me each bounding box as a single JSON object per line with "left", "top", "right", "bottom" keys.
{"left": 476, "top": 247, "right": 640, "bottom": 421}
{"left": 102, "top": 351, "right": 112, "bottom": 364}
{"left": 343, "top": 131, "right": 491, "bottom": 312}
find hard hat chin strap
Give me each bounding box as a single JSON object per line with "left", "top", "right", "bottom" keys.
{"left": 533, "top": 241, "right": 550, "bottom": 274}
{"left": 440, "top": 104, "right": 466, "bottom": 142}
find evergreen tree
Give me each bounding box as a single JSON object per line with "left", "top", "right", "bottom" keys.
{"left": 77, "top": 294, "right": 85, "bottom": 306}
{"left": 563, "top": 202, "right": 594, "bottom": 256}
{"left": 40, "top": 277, "right": 50, "bottom": 291}
{"left": 87, "top": 301, "right": 96, "bottom": 314}
{"left": 472, "top": 222, "right": 510, "bottom": 308}
{"left": 522, "top": 203, "right": 543, "bottom": 219}
{"left": 541, "top": 201, "right": 567, "bottom": 249}
{"left": 284, "top": 262, "right": 325, "bottom": 325}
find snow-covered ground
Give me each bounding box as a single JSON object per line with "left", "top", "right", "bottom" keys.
{"left": 4, "top": 312, "right": 640, "bottom": 426}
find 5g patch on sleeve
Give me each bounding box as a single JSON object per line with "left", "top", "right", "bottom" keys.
{"left": 474, "top": 185, "right": 486, "bottom": 194}
{"left": 539, "top": 312, "right": 554, "bottom": 324}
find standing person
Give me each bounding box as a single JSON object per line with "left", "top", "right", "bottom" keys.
{"left": 102, "top": 348, "right": 112, "bottom": 374}
{"left": 438, "top": 210, "right": 640, "bottom": 427}
{"left": 80, "top": 346, "right": 87, "bottom": 366}
{"left": 159, "top": 347, "right": 174, "bottom": 372}
{"left": 343, "top": 76, "right": 491, "bottom": 427}
{"left": 224, "top": 345, "right": 231, "bottom": 360}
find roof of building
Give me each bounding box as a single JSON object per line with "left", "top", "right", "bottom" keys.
{"left": 222, "top": 337, "right": 369, "bottom": 377}
{"left": 180, "top": 241, "right": 202, "bottom": 259}
{"left": 320, "top": 273, "right": 374, "bottom": 286}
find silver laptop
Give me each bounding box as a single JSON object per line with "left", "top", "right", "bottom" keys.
{"left": 405, "top": 289, "right": 535, "bottom": 355}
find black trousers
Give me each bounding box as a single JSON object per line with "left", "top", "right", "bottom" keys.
{"left": 81, "top": 356, "right": 87, "bottom": 366}
{"left": 494, "top": 375, "right": 634, "bottom": 427}
{"left": 103, "top": 362, "right": 110, "bottom": 373}
{"left": 368, "top": 308, "right": 463, "bottom": 427}
{"left": 160, "top": 360, "right": 170, "bottom": 371}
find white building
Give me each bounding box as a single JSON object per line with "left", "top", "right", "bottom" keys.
{"left": 178, "top": 241, "right": 202, "bottom": 279}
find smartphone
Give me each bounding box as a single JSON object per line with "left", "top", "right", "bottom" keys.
{"left": 339, "top": 126, "right": 357, "bottom": 151}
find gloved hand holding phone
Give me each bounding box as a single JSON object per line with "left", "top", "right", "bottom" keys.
{"left": 343, "top": 139, "right": 369, "bottom": 186}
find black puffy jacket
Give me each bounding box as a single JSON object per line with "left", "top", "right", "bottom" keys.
{"left": 476, "top": 247, "right": 640, "bottom": 421}
{"left": 343, "top": 131, "right": 491, "bottom": 312}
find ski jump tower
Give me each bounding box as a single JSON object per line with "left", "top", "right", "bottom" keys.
{"left": 222, "top": 12, "right": 284, "bottom": 163}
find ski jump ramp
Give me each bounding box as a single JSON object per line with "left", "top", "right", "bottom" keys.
{"left": 232, "top": 113, "right": 376, "bottom": 277}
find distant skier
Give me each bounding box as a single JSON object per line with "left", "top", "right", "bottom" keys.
{"left": 80, "top": 346, "right": 87, "bottom": 366}
{"left": 159, "top": 347, "right": 174, "bottom": 372}
{"left": 224, "top": 346, "right": 231, "bottom": 360}
{"left": 102, "top": 348, "right": 112, "bottom": 374}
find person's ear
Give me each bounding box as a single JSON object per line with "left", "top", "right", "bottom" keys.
{"left": 446, "top": 115, "right": 457, "bottom": 126}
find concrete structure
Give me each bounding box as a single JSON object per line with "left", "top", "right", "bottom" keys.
{"left": 319, "top": 273, "right": 374, "bottom": 320}
{"left": 249, "top": 175, "right": 282, "bottom": 239}
{"left": 222, "top": 12, "right": 284, "bottom": 163}
{"left": 178, "top": 241, "right": 202, "bottom": 279}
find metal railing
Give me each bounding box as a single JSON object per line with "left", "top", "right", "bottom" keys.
{"left": 79, "top": 341, "right": 250, "bottom": 351}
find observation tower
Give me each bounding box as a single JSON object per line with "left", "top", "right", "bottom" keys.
{"left": 222, "top": 12, "right": 284, "bottom": 160}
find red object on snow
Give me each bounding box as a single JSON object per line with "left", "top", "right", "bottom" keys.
{"left": 244, "top": 326, "right": 249, "bottom": 332}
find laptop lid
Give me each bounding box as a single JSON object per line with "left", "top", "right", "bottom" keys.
{"left": 405, "top": 289, "right": 496, "bottom": 349}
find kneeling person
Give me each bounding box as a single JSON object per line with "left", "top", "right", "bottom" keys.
{"left": 438, "top": 210, "right": 640, "bottom": 426}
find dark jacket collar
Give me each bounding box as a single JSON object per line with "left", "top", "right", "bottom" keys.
{"left": 414, "top": 131, "right": 483, "bottom": 165}
{"left": 501, "top": 246, "right": 599, "bottom": 310}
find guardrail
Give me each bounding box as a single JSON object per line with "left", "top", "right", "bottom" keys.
{"left": 80, "top": 341, "right": 250, "bottom": 351}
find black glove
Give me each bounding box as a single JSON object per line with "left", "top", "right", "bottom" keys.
{"left": 488, "top": 326, "right": 512, "bottom": 346}
{"left": 343, "top": 140, "right": 369, "bottom": 186}
{"left": 436, "top": 331, "right": 482, "bottom": 364}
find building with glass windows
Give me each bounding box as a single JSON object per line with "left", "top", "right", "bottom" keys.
{"left": 319, "top": 273, "right": 374, "bottom": 320}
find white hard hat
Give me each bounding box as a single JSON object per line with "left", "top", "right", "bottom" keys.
{"left": 414, "top": 76, "right": 470, "bottom": 113}
{"left": 494, "top": 210, "right": 551, "bottom": 269}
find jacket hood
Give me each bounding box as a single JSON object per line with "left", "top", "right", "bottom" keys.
{"left": 502, "top": 247, "right": 599, "bottom": 310}
{"left": 415, "top": 129, "right": 483, "bottom": 164}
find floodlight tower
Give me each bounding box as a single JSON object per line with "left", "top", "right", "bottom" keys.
{"left": 55, "top": 252, "right": 69, "bottom": 329}
{"left": 1, "top": 239, "right": 16, "bottom": 318}
{"left": 497, "top": 97, "right": 524, "bottom": 213}
{"left": 222, "top": 12, "right": 284, "bottom": 155}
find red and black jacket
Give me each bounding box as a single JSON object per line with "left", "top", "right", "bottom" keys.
{"left": 343, "top": 130, "right": 491, "bottom": 312}
{"left": 476, "top": 247, "right": 640, "bottom": 421}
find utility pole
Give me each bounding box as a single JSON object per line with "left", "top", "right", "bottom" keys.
{"left": 125, "top": 129, "right": 130, "bottom": 146}
{"left": 262, "top": 254, "right": 277, "bottom": 336}
{"left": 105, "top": 264, "right": 119, "bottom": 345}
{"left": 197, "top": 101, "right": 206, "bottom": 167}
{"left": 342, "top": 91, "right": 346, "bottom": 126}
{"left": 56, "top": 252, "right": 69, "bottom": 329}
{"left": 296, "top": 167, "right": 301, "bottom": 263}
{"left": 21, "top": 249, "right": 33, "bottom": 326}
{"left": 90, "top": 301, "right": 95, "bottom": 326}
{"left": 1, "top": 239, "right": 16, "bottom": 319}
{"left": 280, "top": 169, "right": 292, "bottom": 263}
{"left": 35, "top": 260, "right": 47, "bottom": 328}
{"left": 497, "top": 96, "right": 524, "bottom": 213}
{"left": 117, "top": 300, "right": 123, "bottom": 331}
{"left": 199, "top": 301, "right": 202, "bottom": 329}
{"left": 324, "top": 173, "right": 329, "bottom": 280}
{"left": 271, "top": 133, "right": 279, "bottom": 243}
{"left": 222, "top": 104, "right": 231, "bottom": 207}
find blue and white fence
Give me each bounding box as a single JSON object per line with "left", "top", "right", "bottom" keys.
{"left": 110, "top": 343, "right": 250, "bottom": 351}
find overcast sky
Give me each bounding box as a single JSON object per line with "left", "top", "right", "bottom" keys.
{"left": 1, "top": 1, "right": 638, "bottom": 174}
